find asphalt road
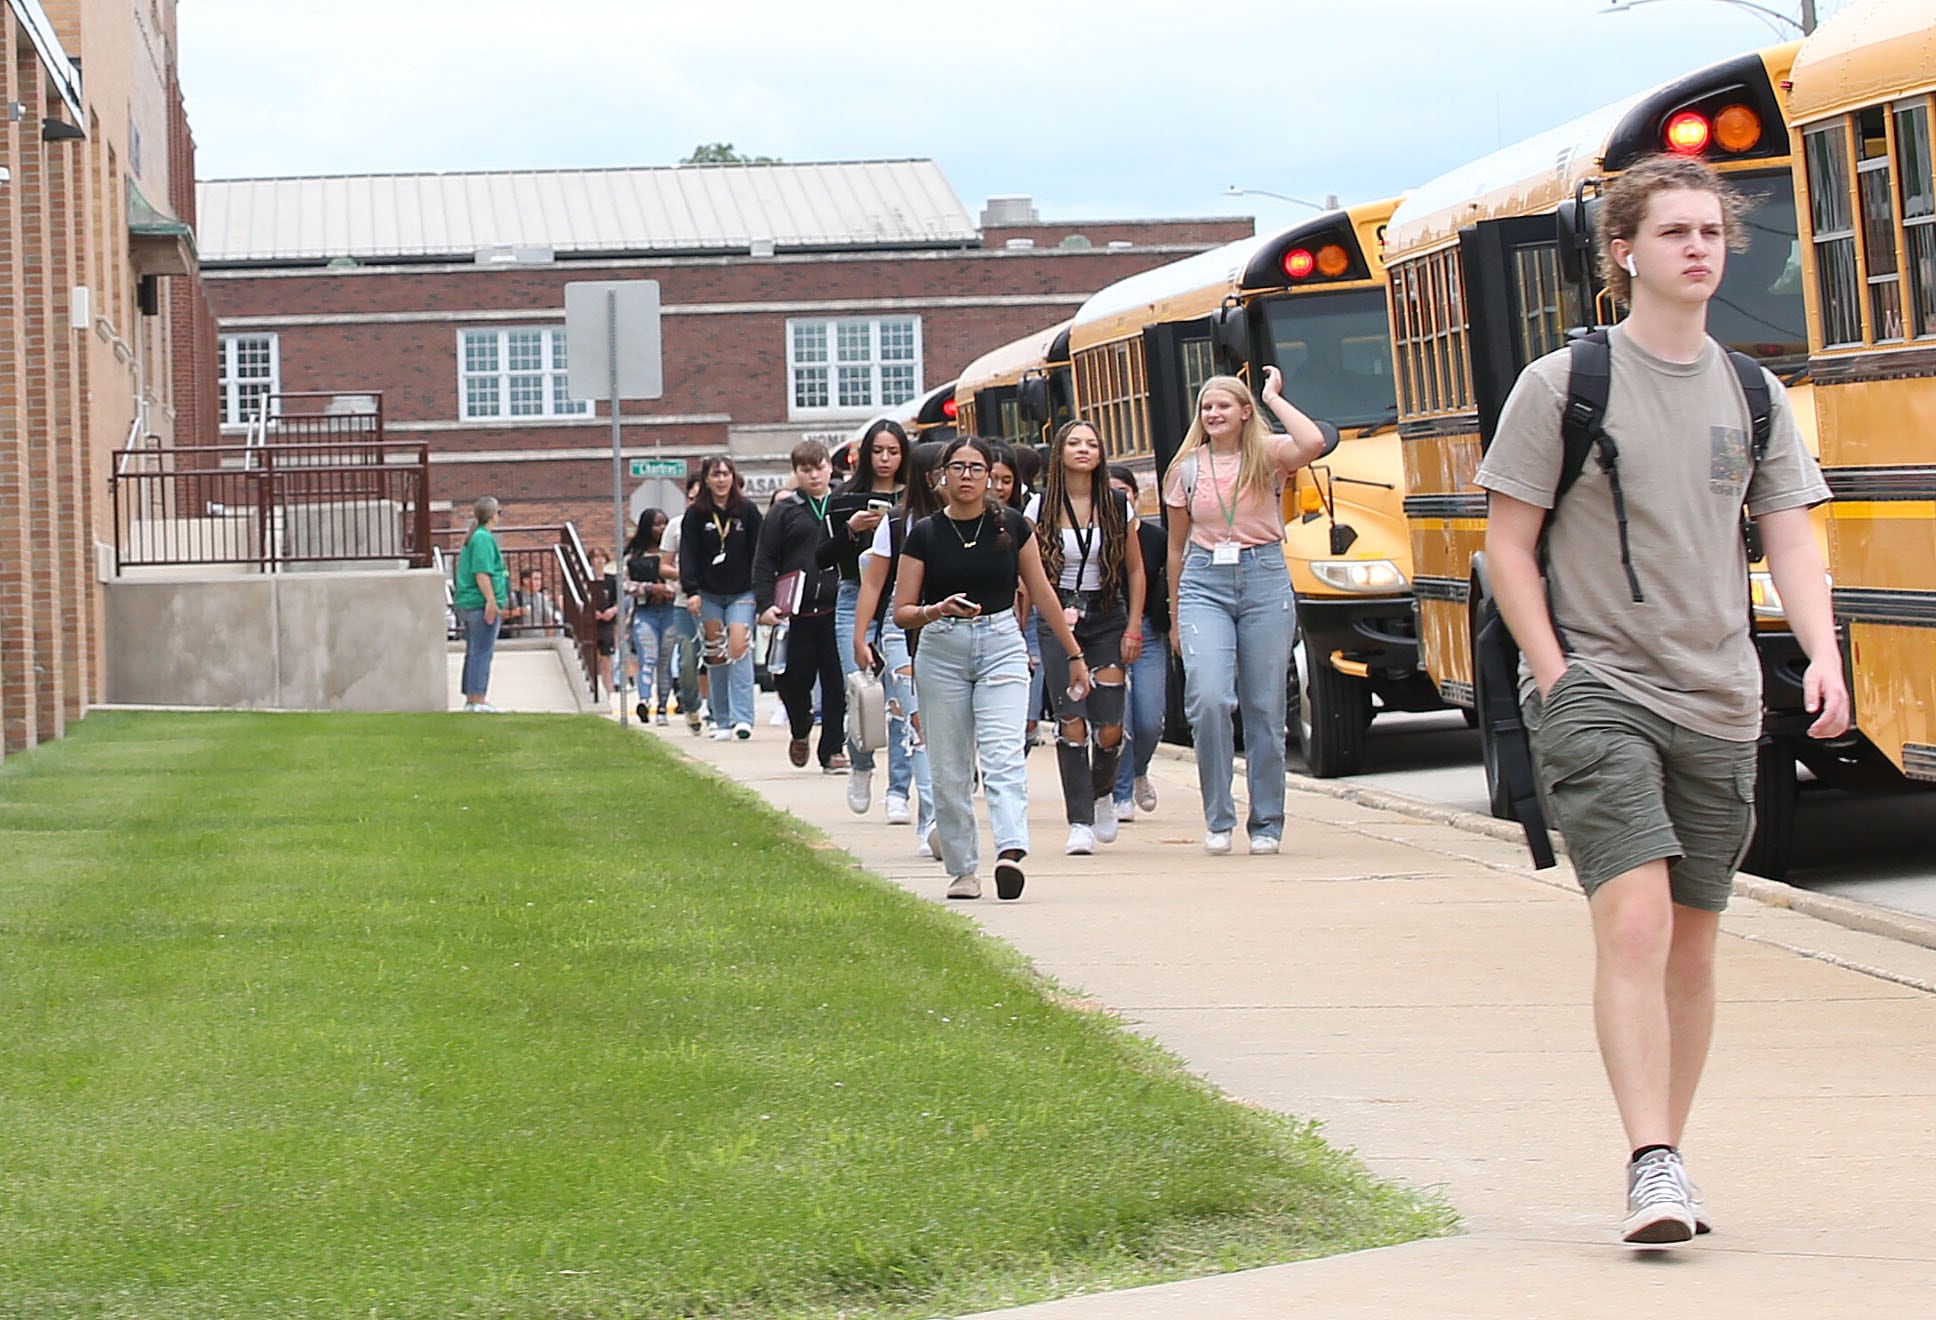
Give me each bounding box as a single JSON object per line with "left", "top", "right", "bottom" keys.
{"left": 1304, "top": 710, "right": 1936, "bottom": 924}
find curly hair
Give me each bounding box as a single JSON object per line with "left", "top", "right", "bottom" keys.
{"left": 1595, "top": 154, "right": 1751, "bottom": 304}
{"left": 1037, "top": 418, "right": 1129, "bottom": 607}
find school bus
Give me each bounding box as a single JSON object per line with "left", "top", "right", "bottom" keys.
{"left": 1066, "top": 202, "right": 1437, "bottom": 772}
{"left": 837, "top": 379, "right": 959, "bottom": 473}
{"left": 953, "top": 320, "right": 1074, "bottom": 448}
{"left": 1786, "top": 0, "right": 1936, "bottom": 795}
{"left": 1385, "top": 42, "right": 1871, "bottom": 876}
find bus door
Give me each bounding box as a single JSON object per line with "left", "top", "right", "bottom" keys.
{"left": 1143, "top": 317, "right": 1218, "bottom": 742}
{"left": 1460, "top": 217, "right": 1584, "bottom": 448}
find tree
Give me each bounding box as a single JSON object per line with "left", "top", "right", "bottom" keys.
{"left": 1598, "top": 0, "right": 1828, "bottom": 36}
{"left": 681, "top": 143, "right": 779, "bottom": 165}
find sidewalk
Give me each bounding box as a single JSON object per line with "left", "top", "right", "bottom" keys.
{"left": 639, "top": 702, "right": 1936, "bottom": 1319}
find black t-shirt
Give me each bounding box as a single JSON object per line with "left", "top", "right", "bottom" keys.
{"left": 902, "top": 506, "right": 1034, "bottom": 615}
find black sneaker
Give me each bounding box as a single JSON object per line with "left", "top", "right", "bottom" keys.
{"left": 994, "top": 851, "right": 1026, "bottom": 901}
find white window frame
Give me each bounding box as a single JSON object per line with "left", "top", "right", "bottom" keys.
{"left": 457, "top": 326, "right": 589, "bottom": 422}
{"left": 785, "top": 316, "right": 922, "bottom": 419}
{"left": 217, "top": 332, "right": 280, "bottom": 429}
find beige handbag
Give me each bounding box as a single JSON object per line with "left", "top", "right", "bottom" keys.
{"left": 845, "top": 668, "right": 888, "bottom": 753}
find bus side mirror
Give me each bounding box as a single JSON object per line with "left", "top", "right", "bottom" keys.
{"left": 1555, "top": 196, "right": 1600, "bottom": 284}
{"left": 1018, "top": 373, "right": 1049, "bottom": 424}
{"left": 1212, "top": 301, "right": 1250, "bottom": 373}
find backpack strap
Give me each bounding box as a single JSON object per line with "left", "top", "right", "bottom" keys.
{"left": 1724, "top": 348, "right": 1774, "bottom": 563}
{"left": 1553, "top": 329, "right": 1644, "bottom": 603}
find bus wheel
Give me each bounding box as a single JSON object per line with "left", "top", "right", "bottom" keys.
{"left": 1740, "top": 738, "right": 1800, "bottom": 881}
{"left": 1295, "top": 634, "right": 1368, "bottom": 778}
{"left": 1469, "top": 608, "right": 1514, "bottom": 821}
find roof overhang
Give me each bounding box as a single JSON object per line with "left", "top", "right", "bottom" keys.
{"left": 129, "top": 183, "right": 197, "bottom": 277}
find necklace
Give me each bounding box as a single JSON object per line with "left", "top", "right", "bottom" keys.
{"left": 947, "top": 510, "right": 985, "bottom": 550}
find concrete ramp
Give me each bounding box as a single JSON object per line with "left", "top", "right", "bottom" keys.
{"left": 446, "top": 638, "right": 599, "bottom": 714}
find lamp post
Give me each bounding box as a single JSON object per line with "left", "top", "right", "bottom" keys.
{"left": 1224, "top": 186, "right": 1340, "bottom": 213}
{"left": 1598, "top": 0, "right": 1819, "bottom": 35}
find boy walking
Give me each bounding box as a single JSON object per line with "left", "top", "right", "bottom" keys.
{"left": 1477, "top": 156, "right": 1849, "bottom": 1245}
{"left": 754, "top": 441, "right": 847, "bottom": 772}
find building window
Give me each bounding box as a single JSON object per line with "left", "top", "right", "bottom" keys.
{"left": 459, "top": 327, "right": 588, "bottom": 421}
{"left": 787, "top": 317, "right": 921, "bottom": 416}
{"left": 218, "top": 333, "right": 279, "bottom": 427}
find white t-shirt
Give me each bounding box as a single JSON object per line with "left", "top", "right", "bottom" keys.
{"left": 1023, "top": 492, "right": 1113, "bottom": 592}
{"left": 864, "top": 514, "right": 914, "bottom": 562}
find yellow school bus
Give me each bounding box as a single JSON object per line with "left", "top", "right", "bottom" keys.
{"left": 953, "top": 320, "right": 1074, "bottom": 448}
{"left": 1066, "top": 202, "right": 1435, "bottom": 772}
{"left": 1787, "top": 0, "right": 1936, "bottom": 793}
{"left": 1385, "top": 42, "right": 1864, "bottom": 876}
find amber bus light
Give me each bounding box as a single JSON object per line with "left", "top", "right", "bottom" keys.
{"left": 1714, "top": 103, "right": 1761, "bottom": 152}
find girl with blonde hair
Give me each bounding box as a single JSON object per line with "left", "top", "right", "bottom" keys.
{"left": 1163, "top": 367, "right": 1329, "bottom": 854}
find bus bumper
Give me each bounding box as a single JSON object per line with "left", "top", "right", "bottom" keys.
{"left": 1295, "top": 594, "right": 1444, "bottom": 714}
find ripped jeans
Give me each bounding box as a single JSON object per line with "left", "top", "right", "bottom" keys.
{"left": 914, "top": 610, "right": 1030, "bottom": 878}
{"left": 1176, "top": 542, "right": 1294, "bottom": 839}
{"left": 1036, "top": 597, "right": 1128, "bottom": 826}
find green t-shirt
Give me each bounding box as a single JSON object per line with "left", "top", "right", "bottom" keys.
{"left": 453, "top": 526, "right": 510, "bottom": 611}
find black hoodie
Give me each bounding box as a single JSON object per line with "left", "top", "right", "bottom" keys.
{"left": 753, "top": 492, "right": 841, "bottom": 616}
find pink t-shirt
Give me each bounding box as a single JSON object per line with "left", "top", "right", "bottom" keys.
{"left": 1161, "top": 440, "right": 1297, "bottom": 549}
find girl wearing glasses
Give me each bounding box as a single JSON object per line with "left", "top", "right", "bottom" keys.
{"left": 1025, "top": 420, "right": 1145, "bottom": 855}
{"left": 1163, "top": 368, "right": 1329, "bottom": 855}
{"left": 679, "top": 456, "right": 765, "bottom": 740}
{"left": 893, "top": 436, "right": 1087, "bottom": 901}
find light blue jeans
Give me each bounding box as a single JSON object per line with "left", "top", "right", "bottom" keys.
{"left": 878, "top": 617, "right": 933, "bottom": 839}
{"left": 628, "top": 600, "right": 677, "bottom": 709}
{"left": 1115, "top": 616, "right": 1168, "bottom": 805}
{"left": 671, "top": 601, "right": 701, "bottom": 718}
{"left": 914, "top": 611, "right": 1031, "bottom": 878}
{"left": 1177, "top": 543, "right": 1293, "bottom": 839}
{"left": 698, "top": 591, "right": 757, "bottom": 729}
{"left": 459, "top": 606, "right": 500, "bottom": 697}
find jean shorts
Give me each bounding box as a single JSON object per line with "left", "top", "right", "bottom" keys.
{"left": 1523, "top": 666, "right": 1757, "bottom": 912}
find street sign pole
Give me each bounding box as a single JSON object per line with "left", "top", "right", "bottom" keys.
{"left": 608, "top": 288, "right": 628, "bottom": 726}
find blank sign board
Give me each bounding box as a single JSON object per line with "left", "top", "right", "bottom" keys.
{"left": 564, "top": 280, "right": 664, "bottom": 401}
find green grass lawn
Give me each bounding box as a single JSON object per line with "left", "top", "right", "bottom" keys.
{"left": 0, "top": 712, "right": 1449, "bottom": 1318}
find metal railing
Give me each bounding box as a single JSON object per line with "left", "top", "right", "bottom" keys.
{"left": 437, "top": 524, "right": 606, "bottom": 697}
{"left": 110, "top": 441, "right": 434, "bottom": 572}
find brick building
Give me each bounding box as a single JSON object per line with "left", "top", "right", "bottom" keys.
{"left": 1, "top": 0, "right": 212, "bottom": 758}
{"left": 196, "top": 164, "right": 1250, "bottom": 536}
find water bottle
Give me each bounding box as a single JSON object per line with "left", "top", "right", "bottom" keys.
{"left": 766, "top": 621, "right": 790, "bottom": 676}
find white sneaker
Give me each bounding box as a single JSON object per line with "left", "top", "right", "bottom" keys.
{"left": 734, "top": 722, "right": 753, "bottom": 740}
{"left": 711, "top": 727, "right": 734, "bottom": 741}
{"left": 1065, "top": 824, "right": 1096, "bottom": 855}
{"left": 1204, "top": 831, "right": 1232, "bottom": 855}
{"left": 1091, "top": 798, "right": 1119, "bottom": 844}
{"left": 1134, "top": 776, "right": 1158, "bottom": 812}
{"left": 918, "top": 826, "right": 938, "bottom": 860}
{"left": 884, "top": 794, "right": 911, "bottom": 825}
{"left": 768, "top": 704, "right": 788, "bottom": 726}
{"left": 946, "top": 873, "right": 981, "bottom": 900}
{"left": 847, "top": 769, "right": 873, "bottom": 815}
{"left": 1623, "top": 1149, "right": 1696, "bottom": 1245}
{"left": 1115, "top": 798, "right": 1137, "bottom": 823}
{"left": 1250, "top": 835, "right": 1280, "bottom": 856}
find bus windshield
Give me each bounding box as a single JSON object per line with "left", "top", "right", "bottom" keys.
{"left": 1709, "top": 171, "right": 1808, "bottom": 367}
{"left": 1259, "top": 288, "right": 1398, "bottom": 430}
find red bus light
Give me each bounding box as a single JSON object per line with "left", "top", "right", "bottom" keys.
{"left": 1665, "top": 111, "right": 1711, "bottom": 154}
{"left": 941, "top": 396, "right": 958, "bottom": 420}
{"left": 1714, "top": 104, "right": 1761, "bottom": 152}
{"left": 1283, "top": 248, "right": 1316, "bottom": 279}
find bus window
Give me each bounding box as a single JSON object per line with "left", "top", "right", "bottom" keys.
{"left": 1709, "top": 172, "right": 1809, "bottom": 364}
{"left": 1511, "top": 242, "right": 1583, "bottom": 366}
{"left": 1181, "top": 338, "right": 1216, "bottom": 401}
{"left": 1898, "top": 99, "right": 1935, "bottom": 339}
{"left": 1259, "top": 289, "right": 1397, "bottom": 430}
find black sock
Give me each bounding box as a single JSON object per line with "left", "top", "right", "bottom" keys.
{"left": 998, "top": 848, "right": 1025, "bottom": 862}
{"left": 1631, "top": 1144, "right": 1676, "bottom": 1164}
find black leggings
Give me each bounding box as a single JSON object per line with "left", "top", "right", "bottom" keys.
{"left": 777, "top": 611, "right": 847, "bottom": 768}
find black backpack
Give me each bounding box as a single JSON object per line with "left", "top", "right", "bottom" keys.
{"left": 1476, "top": 330, "right": 1774, "bottom": 868}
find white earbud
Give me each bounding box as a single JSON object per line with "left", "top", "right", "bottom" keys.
{"left": 1623, "top": 254, "right": 1638, "bottom": 277}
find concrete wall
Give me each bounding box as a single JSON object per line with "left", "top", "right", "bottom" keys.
{"left": 104, "top": 568, "right": 447, "bottom": 711}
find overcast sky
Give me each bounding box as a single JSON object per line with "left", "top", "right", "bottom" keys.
{"left": 178, "top": 0, "right": 1846, "bottom": 231}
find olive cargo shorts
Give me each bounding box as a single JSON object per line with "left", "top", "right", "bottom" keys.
{"left": 1523, "top": 666, "right": 1757, "bottom": 911}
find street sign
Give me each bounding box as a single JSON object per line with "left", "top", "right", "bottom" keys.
{"left": 564, "top": 280, "right": 664, "bottom": 401}
{"left": 629, "top": 457, "right": 686, "bottom": 479}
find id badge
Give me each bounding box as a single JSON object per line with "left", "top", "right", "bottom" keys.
{"left": 1212, "top": 540, "right": 1241, "bottom": 566}
{"left": 1063, "top": 606, "right": 1081, "bottom": 628}
{"left": 711, "top": 551, "right": 727, "bottom": 566}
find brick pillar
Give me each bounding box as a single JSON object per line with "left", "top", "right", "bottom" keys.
{"left": 0, "top": 25, "right": 36, "bottom": 755}
{"left": 16, "top": 74, "right": 66, "bottom": 745}
{"left": 49, "top": 132, "right": 89, "bottom": 717}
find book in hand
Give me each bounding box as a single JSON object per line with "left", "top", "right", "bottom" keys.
{"left": 773, "top": 569, "right": 806, "bottom": 618}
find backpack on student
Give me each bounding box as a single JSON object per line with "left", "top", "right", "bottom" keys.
{"left": 1476, "top": 329, "right": 1773, "bottom": 869}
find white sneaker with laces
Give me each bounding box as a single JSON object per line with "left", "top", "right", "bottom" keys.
{"left": 884, "top": 794, "right": 911, "bottom": 825}
{"left": 1092, "top": 798, "right": 1119, "bottom": 844}
{"left": 1622, "top": 1149, "right": 1696, "bottom": 1245}
{"left": 1250, "top": 835, "right": 1280, "bottom": 856}
{"left": 1204, "top": 831, "right": 1232, "bottom": 855}
{"left": 847, "top": 769, "right": 873, "bottom": 815}
{"left": 946, "top": 873, "right": 981, "bottom": 900}
{"left": 1115, "top": 798, "right": 1137, "bottom": 823}
{"left": 1134, "top": 776, "right": 1158, "bottom": 813}
{"left": 1065, "top": 824, "right": 1095, "bottom": 855}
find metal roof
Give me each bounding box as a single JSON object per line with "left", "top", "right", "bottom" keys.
{"left": 196, "top": 159, "right": 978, "bottom": 265}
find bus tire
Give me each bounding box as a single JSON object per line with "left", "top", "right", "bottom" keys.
{"left": 1297, "top": 636, "right": 1368, "bottom": 778}
{"left": 1740, "top": 737, "right": 1799, "bottom": 881}
{"left": 1470, "top": 604, "right": 1515, "bottom": 821}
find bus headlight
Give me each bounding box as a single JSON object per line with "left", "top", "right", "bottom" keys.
{"left": 1749, "top": 571, "right": 1786, "bottom": 619}
{"left": 1311, "top": 559, "right": 1408, "bottom": 594}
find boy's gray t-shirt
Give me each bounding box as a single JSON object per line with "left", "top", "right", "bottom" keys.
{"left": 1474, "top": 326, "right": 1829, "bottom": 742}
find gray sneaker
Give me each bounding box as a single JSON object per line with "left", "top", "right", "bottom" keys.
{"left": 946, "top": 873, "right": 981, "bottom": 900}
{"left": 1672, "top": 1151, "right": 1711, "bottom": 1235}
{"left": 1622, "top": 1149, "right": 1695, "bottom": 1245}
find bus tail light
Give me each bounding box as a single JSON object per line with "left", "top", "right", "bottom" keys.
{"left": 1665, "top": 111, "right": 1711, "bottom": 154}
{"left": 1714, "top": 103, "right": 1761, "bottom": 152}
{"left": 1316, "top": 244, "right": 1351, "bottom": 277}
{"left": 941, "top": 396, "right": 958, "bottom": 420}
{"left": 1283, "top": 248, "right": 1316, "bottom": 279}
